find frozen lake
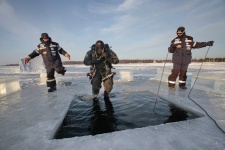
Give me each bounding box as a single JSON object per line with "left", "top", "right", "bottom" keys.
{"left": 0, "top": 62, "right": 225, "bottom": 150}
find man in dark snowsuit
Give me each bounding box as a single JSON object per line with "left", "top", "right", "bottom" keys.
{"left": 83, "top": 40, "right": 119, "bottom": 99}
{"left": 24, "top": 33, "right": 70, "bottom": 92}
{"left": 168, "top": 26, "right": 214, "bottom": 90}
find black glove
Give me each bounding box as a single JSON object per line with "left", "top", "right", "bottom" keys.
{"left": 171, "top": 43, "right": 182, "bottom": 48}
{"left": 102, "top": 52, "right": 110, "bottom": 59}
{"left": 206, "top": 41, "right": 214, "bottom": 46}
{"left": 168, "top": 47, "right": 175, "bottom": 53}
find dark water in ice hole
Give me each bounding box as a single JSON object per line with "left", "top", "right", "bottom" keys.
{"left": 55, "top": 92, "right": 199, "bottom": 139}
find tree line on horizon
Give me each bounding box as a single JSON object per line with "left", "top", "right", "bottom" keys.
{"left": 3, "top": 57, "right": 225, "bottom": 66}
{"left": 62, "top": 57, "right": 225, "bottom": 65}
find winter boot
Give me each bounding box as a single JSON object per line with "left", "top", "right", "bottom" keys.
{"left": 48, "top": 87, "right": 56, "bottom": 92}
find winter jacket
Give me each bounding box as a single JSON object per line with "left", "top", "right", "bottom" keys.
{"left": 168, "top": 34, "right": 208, "bottom": 65}
{"left": 28, "top": 38, "right": 67, "bottom": 70}
{"left": 83, "top": 44, "right": 119, "bottom": 73}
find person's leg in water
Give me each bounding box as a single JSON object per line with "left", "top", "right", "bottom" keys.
{"left": 91, "top": 71, "right": 102, "bottom": 100}
{"left": 103, "top": 76, "right": 113, "bottom": 98}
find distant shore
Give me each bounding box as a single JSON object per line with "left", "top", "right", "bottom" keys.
{"left": 2, "top": 57, "right": 225, "bottom": 66}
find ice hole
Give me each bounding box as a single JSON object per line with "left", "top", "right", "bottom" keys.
{"left": 54, "top": 92, "right": 201, "bottom": 139}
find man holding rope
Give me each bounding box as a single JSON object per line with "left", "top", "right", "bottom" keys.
{"left": 168, "top": 26, "right": 214, "bottom": 91}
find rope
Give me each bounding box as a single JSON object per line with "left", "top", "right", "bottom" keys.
{"left": 153, "top": 52, "right": 169, "bottom": 110}
{"left": 187, "top": 46, "right": 225, "bottom": 134}
{"left": 153, "top": 44, "right": 225, "bottom": 134}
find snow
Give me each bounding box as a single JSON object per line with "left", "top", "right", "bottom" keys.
{"left": 0, "top": 62, "right": 225, "bottom": 150}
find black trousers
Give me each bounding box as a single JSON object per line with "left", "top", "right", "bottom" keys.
{"left": 168, "top": 63, "right": 189, "bottom": 87}
{"left": 46, "top": 67, "right": 65, "bottom": 88}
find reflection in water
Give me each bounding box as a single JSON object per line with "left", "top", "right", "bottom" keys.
{"left": 55, "top": 92, "right": 198, "bottom": 139}
{"left": 164, "top": 104, "right": 188, "bottom": 123}
{"left": 89, "top": 97, "right": 117, "bottom": 135}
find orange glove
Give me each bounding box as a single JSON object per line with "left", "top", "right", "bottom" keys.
{"left": 24, "top": 57, "right": 31, "bottom": 64}
{"left": 65, "top": 53, "right": 70, "bottom": 60}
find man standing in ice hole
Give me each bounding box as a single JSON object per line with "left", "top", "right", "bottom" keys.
{"left": 83, "top": 40, "right": 119, "bottom": 100}
{"left": 24, "top": 33, "right": 71, "bottom": 92}
{"left": 168, "top": 26, "right": 214, "bottom": 91}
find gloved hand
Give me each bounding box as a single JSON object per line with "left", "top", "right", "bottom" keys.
{"left": 65, "top": 53, "right": 70, "bottom": 60}
{"left": 102, "top": 52, "right": 109, "bottom": 59}
{"left": 171, "top": 43, "right": 182, "bottom": 48}
{"left": 24, "top": 57, "right": 31, "bottom": 64}
{"left": 206, "top": 41, "right": 214, "bottom": 46}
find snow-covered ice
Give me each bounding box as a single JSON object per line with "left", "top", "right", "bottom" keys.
{"left": 0, "top": 62, "right": 225, "bottom": 150}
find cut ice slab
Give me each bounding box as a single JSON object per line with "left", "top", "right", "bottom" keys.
{"left": 19, "top": 56, "right": 45, "bottom": 72}
{"left": 0, "top": 76, "right": 21, "bottom": 98}
{"left": 119, "top": 70, "right": 133, "bottom": 82}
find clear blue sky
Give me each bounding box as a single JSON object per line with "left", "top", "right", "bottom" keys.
{"left": 0, "top": 0, "right": 225, "bottom": 65}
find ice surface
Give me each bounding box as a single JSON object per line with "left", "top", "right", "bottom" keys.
{"left": 0, "top": 63, "right": 225, "bottom": 150}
